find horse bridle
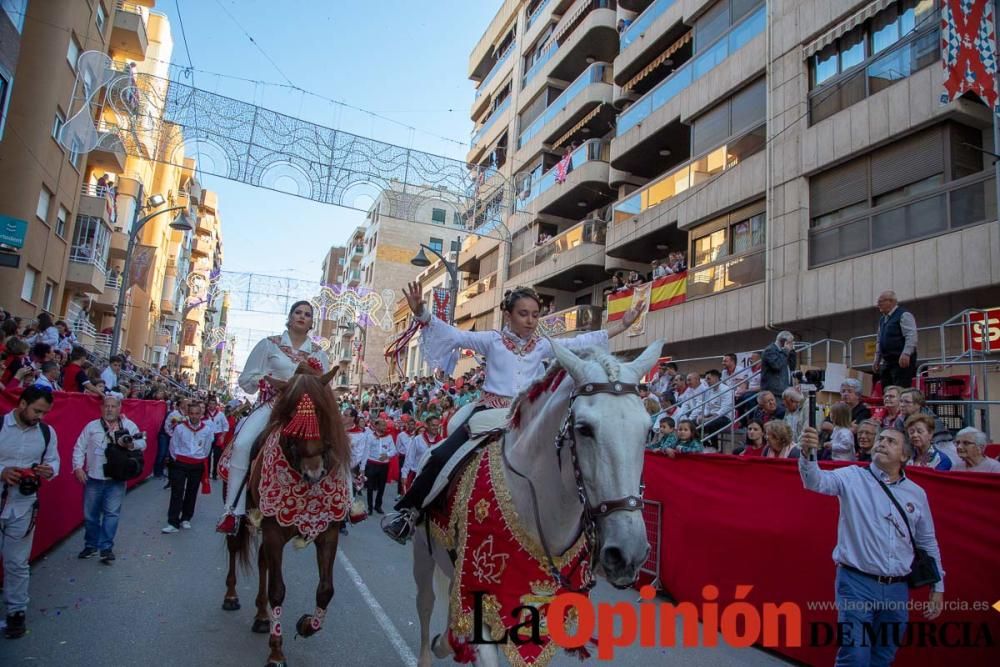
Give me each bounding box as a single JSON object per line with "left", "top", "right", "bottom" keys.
{"left": 502, "top": 381, "right": 645, "bottom": 593}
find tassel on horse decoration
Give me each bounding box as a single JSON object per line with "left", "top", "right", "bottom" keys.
{"left": 282, "top": 393, "right": 321, "bottom": 440}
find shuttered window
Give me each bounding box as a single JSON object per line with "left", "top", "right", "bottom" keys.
{"left": 731, "top": 77, "right": 766, "bottom": 135}
{"left": 692, "top": 103, "right": 730, "bottom": 157}
{"left": 871, "top": 126, "right": 944, "bottom": 197}
{"left": 810, "top": 157, "right": 868, "bottom": 218}
{"left": 480, "top": 248, "right": 499, "bottom": 276}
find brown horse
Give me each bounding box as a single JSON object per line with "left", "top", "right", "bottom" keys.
{"left": 223, "top": 368, "right": 352, "bottom": 667}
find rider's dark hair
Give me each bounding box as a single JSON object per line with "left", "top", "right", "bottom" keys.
{"left": 501, "top": 286, "right": 541, "bottom": 313}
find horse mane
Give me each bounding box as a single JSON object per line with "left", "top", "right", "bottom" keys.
{"left": 508, "top": 345, "right": 620, "bottom": 429}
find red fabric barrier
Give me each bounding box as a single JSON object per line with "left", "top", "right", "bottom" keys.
{"left": 643, "top": 453, "right": 1000, "bottom": 665}
{"left": 0, "top": 391, "right": 167, "bottom": 561}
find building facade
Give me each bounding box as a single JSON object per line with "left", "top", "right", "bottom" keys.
{"left": 460, "top": 0, "right": 999, "bottom": 376}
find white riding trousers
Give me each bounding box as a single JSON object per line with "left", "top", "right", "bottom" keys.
{"left": 222, "top": 403, "right": 272, "bottom": 516}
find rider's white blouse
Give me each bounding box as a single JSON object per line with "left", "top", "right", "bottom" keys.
{"left": 238, "top": 331, "right": 329, "bottom": 394}
{"left": 417, "top": 312, "right": 608, "bottom": 400}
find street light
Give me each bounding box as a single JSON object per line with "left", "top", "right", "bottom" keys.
{"left": 110, "top": 178, "right": 201, "bottom": 356}
{"left": 410, "top": 242, "right": 458, "bottom": 325}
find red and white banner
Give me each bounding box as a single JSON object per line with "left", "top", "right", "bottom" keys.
{"left": 432, "top": 287, "right": 450, "bottom": 321}
{"left": 941, "top": 0, "right": 999, "bottom": 112}
{"left": 966, "top": 307, "right": 1000, "bottom": 352}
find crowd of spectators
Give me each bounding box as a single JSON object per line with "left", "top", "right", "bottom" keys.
{"left": 604, "top": 251, "right": 688, "bottom": 300}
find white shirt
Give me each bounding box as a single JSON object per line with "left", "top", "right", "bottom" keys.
{"left": 799, "top": 457, "right": 944, "bottom": 592}
{"left": 347, "top": 428, "right": 373, "bottom": 470}
{"left": 205, "top": 410, "right": 229, "bottom": 438}
{"left": 956, "top": 457, "right": 1000, "bottom": 473}
{"left": 649, "top": 371, "right": 673, "bottom": 396}
{"left": 100, "top": 367, "right": 119, "bottom": 389}
{"left": 697, "top": 381, "right": 733, "bottom": 422}
{"left": 417, "top": 312, "right": 609, "bottom": 399}
{"left": 402, "top": 433, "right": 441, "bottom": 479}
{"left": 164, "top": 410, "right": 185, "bottom": 436}
{"left": 395, "top": 431, "right": 413, "bottom": 457}
{"left": 72, "top": 417, "right": 144, "bottom": 480}
{"left": 32, "top": 327, "right": 60, "bottom": 349}
{"left": 0, "top": 411, "right": 60, "bottom": 519}
{"left": 674, "top": 382, "right": 707, "bottom": 421}
{"left": 239, "top": 331, "right": 329, "bottom": 394}
{"left": 34, "top": 376, "right": 60, "bottom": 392}
{"left": 169, "top": 420, "right": 214, "bottom": 460}
{"left": 366, "top": 434, "right": 396, "bottom": 464}
{"left": 830, "top": 427, "right": 857, "bottom": 461}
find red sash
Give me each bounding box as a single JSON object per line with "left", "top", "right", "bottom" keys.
{"left": 174, "top": 454, "right": 211, "bottom": 494}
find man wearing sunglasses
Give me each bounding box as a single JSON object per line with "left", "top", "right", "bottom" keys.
{"left": 799, "top": 426, "right": 943, "bottom": 665}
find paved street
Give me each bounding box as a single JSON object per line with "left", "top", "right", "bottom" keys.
{"left": 1, "top": 479, "right": 788, "bottom": 666}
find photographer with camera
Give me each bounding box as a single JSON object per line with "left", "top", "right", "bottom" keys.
{"left": 72, "top": 395, "right": 145, "bottom": 564}
{"left": 0, "top": 386, "right": 58, "bottom": 639}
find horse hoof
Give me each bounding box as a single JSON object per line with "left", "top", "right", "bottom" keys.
{"left": 222, "top": 598, "right": 241, "bottom": 611}
{"left": 295, "top": 614, "right": 318, "bottom": 638}
{"left": 251, "top": 618, "right": 270, "bottom": 634}
{"left": 265, "top": 662, "right": 286, "bottom": 667}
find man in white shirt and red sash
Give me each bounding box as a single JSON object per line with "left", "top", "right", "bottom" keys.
{"left": 365, "top": 419, "right": 395, "bottom": 515}
{"left": 401, "top": 416, "right": 442, "bottom": 493}
{"left": 205, "top": 395, "right": 229, "bottom": 481}
{"left": 163, "top": 400, "right": 214, "bottom": 533}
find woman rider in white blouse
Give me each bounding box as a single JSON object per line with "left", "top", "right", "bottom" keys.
{"left": 383, "top": 282, "right": 640, "bottom": 543}
{"left": 221, "top": 300, "right": 329, "bottom": 520}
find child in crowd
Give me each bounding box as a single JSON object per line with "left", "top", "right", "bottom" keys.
{"left": 662, "top": 419, "right": 703, "bottom": 458}
{"left": 649, "top": 417, "right": 677, "bottom": 452}
{"left": 828, "top": 402, "right": 857, "bottom": 461}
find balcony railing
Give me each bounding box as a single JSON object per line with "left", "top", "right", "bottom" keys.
{"left": 522, "top": 43, "right": 557, "bottom": 90}
{"left": 620, "top": 0, "right": 677, "bottom": 49}
{"left": 105, "top": 274, "right": 122, "bottom": 289}
{"left": 617, "top": 4, "right": 765, "bottom": 135}
{"left": 475, "top": 44, "right": 515, "bottom": 100}
{"left": 538, "top": 304, "right": 605, "bottom": 336}
{"left": 66, "top": 316, "right": 97, "bottom": 340}
{"left": 461, "top": 272, "right": 498, "bottom": 300}
{"left": 509, "top": 219, "right": 608, "bottom": 277}
{"left": 517, "top": 62, "right": 612, "bottom": 149}
{"left": 471, "top": 96, "right": 511, "bottom": 148}
{"left": 687, "top": 251, "right": 764, "bottom": 299}
{"left": 69, "top": 246, "right": 109, "bottom": 273}
{"left": 613, "top": 124, "right": 765, "bottom": 223}
{"left": 518, "top": 138, "right": 610, "bottom": 207}
{"left": 526, "top": 0, "right": 552, "bottom": 31}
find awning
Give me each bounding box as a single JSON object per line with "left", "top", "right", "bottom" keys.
{"left": 553, "top": 0, "right": 590, "bottom": 45}
{"left": 553, "top": 104, "right": 603, "bottom": 149}
{"left": 456, "top": 319, "right": 476, "bottom": 331}
{"left": 623, "top": 32, "right": 693, "bottom": 92}
{"left": 803, "top": 0, "right": 894, "bottom": 57}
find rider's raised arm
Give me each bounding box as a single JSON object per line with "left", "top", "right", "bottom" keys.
{"left": 417, "top": 310, "right": 495, "bottom": 376}
{"left": 238, "top": 337, "right": 273, "bottom": 393}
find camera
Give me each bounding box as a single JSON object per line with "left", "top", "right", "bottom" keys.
{"left": 112, "top": 429, "right": 144, "bottom": 448}
{"left": 792, "top": 369, "right": 825, "bottom": 391}
{"left": 18, "top": 467, "right": 40, "bottom": 495}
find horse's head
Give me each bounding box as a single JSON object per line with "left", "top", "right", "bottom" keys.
{"left": 548, "top": 338, "right": 663, "bottom": 587}
{"left": 267, "top": 367, "right": 349, "bottom": 485}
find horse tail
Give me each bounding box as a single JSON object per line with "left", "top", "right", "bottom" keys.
{"left": 229, "top": 516, "right": 255, "bottom": 572}
{"left": 228, "top": 428, "right": 270, "bottom": 572}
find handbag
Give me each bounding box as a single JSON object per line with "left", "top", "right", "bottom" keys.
{"left": 868, "top": 466, "right": 942, "bottom": 588}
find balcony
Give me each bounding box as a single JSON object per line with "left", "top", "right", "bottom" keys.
{"left": 521, "top": 3, "right": 619, "bottom": 115}
{"left": 508, "top": 219, "right": 608, "bottom": 290}
{"left": 191, "top": 237, "right": 211, "bottom": 258}
{"left": 180, "top": 354, "right": 196, "bottom": 369}
{"left": 518, "top": 140, "right": 613, "bottom": 218}
{"left": 92, "top": 274, "right": 121, "bottom": 313}
{"left": 160, "top": 298, "right": 176, "bottom": 315}
{"left": 110, "top": 2, "right": 149, "bottom": 60}
{"left": 516, "top": 63, "right": 614, "bottom": 154}
{"left": 469, "top": 96, "right": 511, "bottom": 162}
{"left": 455, "top": 273, "right": 499, "bottom": 321}
{"left": 65, "top": 316, "right": 97, "bottom": 350}
{"left": 67, "top": 251, "right": 108, "bottom": 295}
{"left": 472, "top": 44, "right": 516, "bottom": 119}
{"left": 88, "top": 124, "right": 128, "bottom": 173}
{"left": 616, "top": 0, "right": 687, "bottom": 85}
{"left": 200, "top": 189, "right": 219, "bottom": 213}
{"left": 616, "top": 4, "right": 766, "bottom": 136}
{"left": 79, "top": 184, "right": 117, "bottom": 229}
{"left": 538, "top": 304, "right": 604, "bottom": 337}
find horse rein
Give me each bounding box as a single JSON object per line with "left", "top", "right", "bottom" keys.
{"left": 502, "top": 381, "right": 645, "bottom": 593}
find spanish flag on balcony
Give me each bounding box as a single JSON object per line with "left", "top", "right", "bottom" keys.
{"left": 648, "top": 271, "right": 687, "bottom": 312}
{"left": 606, "top": 288, "right": 634, "bottom": 322}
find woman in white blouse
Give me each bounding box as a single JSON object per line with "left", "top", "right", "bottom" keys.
{"left": 383, "top": 281, "right": 640, "bottom": 543}
{"left": 221, "top": 300, "right": 329, "bottom": 519}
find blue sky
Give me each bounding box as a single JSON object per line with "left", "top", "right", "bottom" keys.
{"left": 153, "top": 0, "right": 499, "bottom": 366}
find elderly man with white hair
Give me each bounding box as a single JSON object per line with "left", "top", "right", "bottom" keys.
{"left": 954, "top": 427, "right": 1000, "bottom": 473}
{"left": 761, "top": 330, "right": 796, "bottom": 396}
{"left": 781, "top": 387, "right": 807, "bottom": 444}
{"left": 873, "top": 290, "right": 918, "bottom": 389}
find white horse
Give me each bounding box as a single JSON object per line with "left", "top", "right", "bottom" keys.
{"left": 413, "top": 339, "right": 662, "bottom": 667}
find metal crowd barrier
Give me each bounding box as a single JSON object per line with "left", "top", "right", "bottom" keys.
{"left": 639, "top": 499, "right": 663, "bottom": 591}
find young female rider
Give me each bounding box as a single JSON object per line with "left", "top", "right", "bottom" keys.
{"left": 220, "top": 301, "right": 329, "bottom": 523}
{"left": 382, "top": 281, "right": 641, "bottom": 543}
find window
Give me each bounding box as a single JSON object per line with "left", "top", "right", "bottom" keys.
{"left": 450, "top": 239, "right": 460, "bottom": 253}
{"left": 688, "top": 202, "right": 766, "bottom": 298}
{"left": 1, "top": 0, "right": 26, "bottom": 33}
{"left": 695, "top": 1, "right": 731, "bottom": 52}
{"left": 67, "top": 35, "right": 81, "bottom": 71}
{"left": 52, "top": 111, "right": 65, "bottom": 142}
{"left": 431, "top": 208, "right": 447, "bottom": 224}
{"left": 808, "top": 122, "right": 991, "bottom": 266}
{"left": 70, "top": 214, "right": 112, "bottom": 271}
{"left": 0, "top": 68, "right": 11, "bottom": 141}
{"left": 692, "top": 79, "right": 765, "bottom": 156}
{"left": 42, "top": 282, "right": 55, "bottom": 312}
{"left": 96, "top": 2, "right": 107, "bottom": 33}
{"left": 21, "top": 267, "right": 37, "bottom": 302}
{"left": 36, "top": 187, "right": 52, "bottom": 222}
{"left": 429, "top": 238, "right": 444, "bottom": 254}
{"left": 56, "top": 205, "right": 68, "bottom": 237}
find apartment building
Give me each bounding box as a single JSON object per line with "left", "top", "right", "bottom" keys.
{"left": 462, "top": 0, "right": 999, "bottom": 374}
{"left": 334, "top": 185, "right": 466, "bottom": 386}
{"left": 318, "top": 244, "right": 346, "bottom": 338}
{"left": 178, "top": 188, "right": 224, "bottom": 382}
